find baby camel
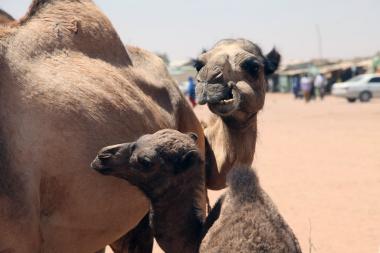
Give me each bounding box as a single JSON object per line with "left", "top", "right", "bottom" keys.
{"left": 91, "top": 129, "right": 205, "bottom": 253}
{"left": 200, "top": 166, "right": 302, "bottom": 253}
{"left": 91, "top": 129, "right": 301, "bottom": 253}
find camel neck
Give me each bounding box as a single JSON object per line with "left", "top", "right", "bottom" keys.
{"left": 148, "top": 177, "right": 204, "bottom": 253}
{"left": 221, "top": 115, "right": 258, "bottom": 160}
{"left": 222, "top": 111, "right": 258, "bottom": 131}
{"left": 203, "top": 113, "right": 258, "bottom": 190}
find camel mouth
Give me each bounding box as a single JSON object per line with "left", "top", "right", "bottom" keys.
{"left": 208, "top": 85, "right": 241, "bottom": 116}
{"left": 91, "top": 159, "right": 114, "bottom": 175}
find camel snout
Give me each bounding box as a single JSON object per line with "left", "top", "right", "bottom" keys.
{"left": 97, "top": 152, "right": 112, "bottom": 161}
{"left": 92, "top": 142, "right": 135, "bottom": 171}
{"left": 195, "top": 81, "right": 208, "bottom": 105}
{"left": 97, "top": 143, "right": 126, "bottom": 160}
{"left": 196, "top": 81, "right": 232, "bottom": 105}
{"left": 91, "top": 143, "right": 129, "bottom": 174}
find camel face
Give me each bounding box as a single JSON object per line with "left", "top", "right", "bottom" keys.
{"left": 91, "top": 129, "right": 201, "bottom": 196}
{"left": 194, "top": 39, "right": 280, "bottom": 117}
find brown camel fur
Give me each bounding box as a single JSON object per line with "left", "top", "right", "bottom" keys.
{"left": 0, "top": 1, "right": 268, "bottom": 252}
{"left": 0, "top": 1, "right": 202, "bottom": 252}
{"left": 193, "top": 38, "right": 281, "bottom": 189}
{"left": 200, "top": 167, "right": 302, "bottom": 252}
{"left": 91, "top": 129, "right": 205, "bottom": 253}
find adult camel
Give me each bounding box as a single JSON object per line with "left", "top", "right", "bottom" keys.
{"left": 0, "top": 0, "right": 280, "bottom": 252}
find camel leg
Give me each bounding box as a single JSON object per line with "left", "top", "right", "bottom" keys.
{"left": 110, "top": 213, "right": 153, "bottom": 253}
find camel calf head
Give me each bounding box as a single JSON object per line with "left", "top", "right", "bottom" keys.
{"left": 194, "top": 38, "right": 280, "bottom": 119}
{"left": 91, "top": 129, "right": 201, "bottom": 198}
{"left": 91, "top": 129, "right": 205, "bottom": 253}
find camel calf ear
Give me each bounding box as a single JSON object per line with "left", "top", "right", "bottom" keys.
{"left": 176, "top": 150, "right": 200, "bottom": 174}
{"left": 264, "top": 48, "right": 281, "bottom": 76}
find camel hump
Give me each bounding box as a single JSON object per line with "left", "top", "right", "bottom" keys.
{"left": 0, "top": 9, "right": 15, "bottom": 22}
{"left": 20, "top": 0, "right": 49, "bottom": 23}
{"left": 226, "top": 167, "right": 261, "bottom": 203}
{"left": 6, "top": 0, "right": 131, "bottom": 66}
{"left": 20, "top": 0, "right": 84, "bottom": 24}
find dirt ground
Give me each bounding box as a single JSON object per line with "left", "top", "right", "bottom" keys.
{"left": 107, "top": 94, "right": 380, "bottom": 253}
{"left": 253, "top": 94, "right": 380, "bottom": 253}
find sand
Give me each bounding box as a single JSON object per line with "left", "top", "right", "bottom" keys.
{"left": 252, "top": 94, "right": 380, "bottom": 253}
{"left": 107, "top": 94, "right": 380, "bottom": 253}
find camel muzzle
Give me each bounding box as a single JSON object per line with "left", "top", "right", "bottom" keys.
{"left": 91, "top": 142, "right": 132, "bottom": 174}
{"left": 195, "top": 81, "right": 232, "bottom": 105}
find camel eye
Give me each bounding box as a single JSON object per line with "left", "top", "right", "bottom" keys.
{"left": 138, "top": 156, "right": 153, "bottom": 169}
{"left": 130, "top": 143, "right": 137, "bottom": 152}
{"left": 241, "top": 59, "right": 260, "bottom": 77}
{"left": 193, "top": 59, "right": 205, "bottom": 72}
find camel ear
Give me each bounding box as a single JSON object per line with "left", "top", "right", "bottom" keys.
{"left": 186, "top": 132, "right": 198, "bottom": 142}
{"left": 192, "top": 59, "right": 205, "bottom": 72}
{"left": 176, "top": 150, "right": 200, "bottom": 174}
{"left": 264, "top": 48, "right": 281, "bottom": 76}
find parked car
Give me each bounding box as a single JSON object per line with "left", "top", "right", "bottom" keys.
{"left": 332, "top": 74, "right": 380, "bottom": 102}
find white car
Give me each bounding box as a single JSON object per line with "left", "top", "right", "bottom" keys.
{"left": 332, "top": 74, "right": 380, "bottom": 102}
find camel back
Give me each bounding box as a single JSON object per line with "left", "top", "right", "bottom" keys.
{"left": 0, "top": 9, "right": 14, "bottom": 24}
{"left": 1, "top": 0, "right": 132, "bottom": 67}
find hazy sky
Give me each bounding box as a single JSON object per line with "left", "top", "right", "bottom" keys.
{"left": 1, "top": 0, "right": 379, "bottom": 62}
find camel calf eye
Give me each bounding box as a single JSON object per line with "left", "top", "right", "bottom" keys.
{"left": 138, "top": 156, "right": 153, "bottom": 168}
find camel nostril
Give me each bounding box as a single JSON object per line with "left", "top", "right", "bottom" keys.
{"left": 98, "top": 153, "right": 112, "bottom": 161}
{"left": 213, "top": 72, "right": 224, "bottom": 84}
{"left": 97, "top": 143, "right": 125, "bottom": 159}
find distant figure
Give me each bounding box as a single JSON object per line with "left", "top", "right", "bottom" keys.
{"left": 291, "top": 76, "right": 301, "bottom": 99}
{"left": 300, "top": 75, "right": 312, "bottom": 102}
{"left": 267, "top": 78, "right": 274, "bottom": 92}
{"left": 187, "top": 76, "right": 197, "bottom": 107}
{"left": 314, "top": 74, "right": 326, "bottom": 100}
{"left": 308, "top": 75, "right": 317, "bottom": 100}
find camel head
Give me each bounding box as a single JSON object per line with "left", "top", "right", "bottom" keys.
{"left": 194, "top": 38, "right": 280, "bottom": 120}
{"left": 91, "top": 129, "right": 201, "bottom": 198}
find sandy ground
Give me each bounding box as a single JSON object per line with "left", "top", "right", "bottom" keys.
{"left": 253, "top": 94, "right": 380, "bottom": 253}
{"left": 107, "top": 94, "right": 380, "bottom": 253}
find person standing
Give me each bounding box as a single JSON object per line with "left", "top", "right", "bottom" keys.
{"left": 187, "top": 76, "right": 196, "bottom": 107}
{"left": 300, "top": 74, "right": 312, "bottom": 102}
{"left": 292, "top": 76, "right": 301, "bottom": 99}
{"left": 314, "top": 73, "right": 326, "bottom": 100}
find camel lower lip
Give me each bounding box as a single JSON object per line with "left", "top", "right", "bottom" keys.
{"left": 209, "top": 99, "right": 236, "bottom": 114}
{"left": 208, "top": 90, "right": 241, "bottom": 116}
